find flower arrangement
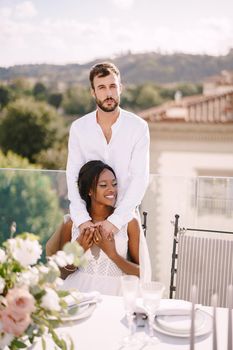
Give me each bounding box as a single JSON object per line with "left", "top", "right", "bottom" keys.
{"left": 0, "top": 233, "right": 85, "bottom": 350}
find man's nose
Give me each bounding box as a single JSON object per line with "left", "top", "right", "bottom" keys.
{"left": 106, "top": 88, "right": 113, "bottom": 97}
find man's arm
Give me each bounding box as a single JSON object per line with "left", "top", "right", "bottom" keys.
{"left": 66, "top": 123, "right": 91, "bottom": 227}
{"left": 108, "top": 122, "right": 150, "bottom": 229}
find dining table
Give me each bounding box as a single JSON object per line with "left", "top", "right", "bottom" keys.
{"left": 32, "top": 295, "right": 229, "bottom": 350}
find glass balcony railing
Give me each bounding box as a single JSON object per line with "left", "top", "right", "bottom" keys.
{"left": 0, "top": 168, "right": 232, "bottom": 290}
{"left": 0, "top": 168, "right": 68, "bottom": 252}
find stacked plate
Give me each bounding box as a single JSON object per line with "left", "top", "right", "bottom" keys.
{"left": 153, "top": 309, "right": 212, "bottom": 337}
{"left": 60, "top": 302, "right": 96, "bottom": 322}
{"left": 48, "top": 291, "right": 100, "bottom": 322}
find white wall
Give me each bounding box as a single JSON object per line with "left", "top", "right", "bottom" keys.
{"left": 142, "top": 122, "right": 233, "bottom": 297}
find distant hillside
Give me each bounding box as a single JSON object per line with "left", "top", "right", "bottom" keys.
{"left": 1, "top": 50, "right": 233, "bottom": 86}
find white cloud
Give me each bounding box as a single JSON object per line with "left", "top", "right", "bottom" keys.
{"left": 0, "top": 5, "right": 232, "bottom": 67}
{"left": 14, "top": 1, "right": 37, "bottom": 19}
{"left": 0, "top": 7, "right": 13, "bottom": 18}
{"left": 142, "top": 17, "right": 233, "bottom": 56}
{"left": 111, "top": 0, "right": 136, "bottom": 10}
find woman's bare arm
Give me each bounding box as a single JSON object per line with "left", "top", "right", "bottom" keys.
{"left": 46, "top": 219, "right": 72, "bottom": 256}
{"left": 94, "top": 220, "right": 140, "bottom": 276}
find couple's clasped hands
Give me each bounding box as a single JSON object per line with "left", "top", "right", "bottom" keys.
{"left": 77, "top": 220, "right": 118, "bottom": 256}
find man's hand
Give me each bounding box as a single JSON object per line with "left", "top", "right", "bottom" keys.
{"left": 94, "top": 220, "right": 118, "bottom": 239}
{"left": 77, "top": 227, "right": 94, "bottom": 251}
{"left": 79, "top": 220, "right": 95, "bottom": 234}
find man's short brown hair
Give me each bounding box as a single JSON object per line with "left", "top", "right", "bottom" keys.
{"left": 89, "top": 62, "right": 120, "bottom": 89}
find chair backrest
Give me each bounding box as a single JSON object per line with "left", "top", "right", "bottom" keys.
{"left": 142, "top": 211, "right": 148, "bottom": 237}
{"left": 170, "top": 214, "right": 233, "bottom": 307}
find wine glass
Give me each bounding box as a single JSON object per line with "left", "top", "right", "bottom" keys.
{"left": 141, "top": 281, "right": 165, "bottom": 344}
{"left": 120, "top": 275, "right": 140, "bottom": 346}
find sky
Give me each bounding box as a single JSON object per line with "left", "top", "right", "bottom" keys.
{"left": 0, "top": 0, "right": 233, "bottom": 67}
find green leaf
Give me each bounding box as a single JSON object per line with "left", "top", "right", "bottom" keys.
{"left": 10, "top": 339, "right": 27, "bottom": 348}
{"left": 67, "top": 306, "right": 78, "bottom": 315}
{"left": 42, "top": 337, "right": 46, "bottom": 350}
{"left": 57, "top": 290, "right": 69, "bottom": 298}
{"left": 17, "top": 232, "right": 40, "bottom": 241}
{"left": 43, "top": 269, "right": 59, "bottom": 283}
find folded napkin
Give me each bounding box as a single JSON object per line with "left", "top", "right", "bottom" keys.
{"left": 135, "top": 298, "right": 200, "bottom": 316}
{"left": 64, "top": 291, "right": 102, "bottom": 308}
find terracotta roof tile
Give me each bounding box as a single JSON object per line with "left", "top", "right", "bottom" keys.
{"left": 139, "top": 90, "right": 233, "bottom": 124}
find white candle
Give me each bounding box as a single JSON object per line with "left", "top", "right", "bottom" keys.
{"left": 190, "top": 285, "right": 197, "bottom": 350}
{"left": 228, "top": 285, "right": 233, "bottom": 350}
{"left": 212, "top": 294, "right": 218, "bottom": 350}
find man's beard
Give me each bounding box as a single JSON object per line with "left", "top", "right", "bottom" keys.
{"left": 95, "top": 97, "right": 119, "bottom": 112}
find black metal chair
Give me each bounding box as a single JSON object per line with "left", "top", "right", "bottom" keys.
{"left": 169, "top": 214, "right": 233, "bottom": 307}
{"left": 142, "top": 211, "right": 148, "bottom": 237}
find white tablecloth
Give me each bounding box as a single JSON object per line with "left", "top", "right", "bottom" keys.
{"left": 33, "top": 295, "right": 228, "bottom": 350}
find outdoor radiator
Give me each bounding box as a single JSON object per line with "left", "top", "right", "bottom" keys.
{"left": 176, "top": 233, "right": 233, "bottom": 307}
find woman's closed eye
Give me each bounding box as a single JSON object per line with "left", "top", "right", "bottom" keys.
{"left": 98, "top": 181, "right": 117, "bottom": 188}
{"left": 99, "top": 183, "right": 107, "bottom": 188}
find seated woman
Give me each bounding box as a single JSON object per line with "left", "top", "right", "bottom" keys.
{"left": 47, "top": 160, "right": 141, "bottom": 295}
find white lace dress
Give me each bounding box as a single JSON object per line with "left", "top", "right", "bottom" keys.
{"left": 62, "top": 224, "right": 129, "bottom": 296}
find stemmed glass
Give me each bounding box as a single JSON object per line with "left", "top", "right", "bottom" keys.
{"left": 121, "top": 275, "right": 140, "bottom": 346}
{"left": 141, "top": 281, "right": 165, "bottom": 344}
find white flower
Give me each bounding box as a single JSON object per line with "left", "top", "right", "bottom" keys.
{"left": 55, "top": 277, "right": 63, "bottom": 287}
{"left": 41, "top": 288, "right": 61, "bottom": 311}
{"left": 38, "top": 265, "right": 49, "bottom": 274}
{"left": 0, "top": 277, "right": 5, "bottom": 294}
{"left": 0, "top": 249, "right": 6, "bottom": 263}
{"left": 52, "top": 251, "right": 74, "bottom": 267}
{"left": 47, "top": 259, "right": 60, "bottom": 272}
{"left": 8, "top": 238, "right": 42, "bottom": 267}
{"left": 0, "top": 323, "right": 14, "bottom": 348}
{"left": 17, "top": 267, "right": 39, "bottom": 286}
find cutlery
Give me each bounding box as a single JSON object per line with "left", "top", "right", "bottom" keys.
{"left": 68, "top": 299, "right": 97, "bottom": 310}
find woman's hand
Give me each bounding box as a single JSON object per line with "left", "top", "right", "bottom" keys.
{"left": 93, "top": 226, "right": 117, "bottom": 259}
{"left": 77, "top": 227, "right": 94, "bottom": 251}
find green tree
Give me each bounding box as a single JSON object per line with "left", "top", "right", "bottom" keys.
{"left": 0, "top": 98, "right": 65, "bottom": 162}
{"left": 9, "top": 78, "right": 33, "bottom": 98}
{"left": 33, "top": 82, "right": 48, "bottom": 101}
{"left": 0, "top": 150, "right": 40, "bottom": 169}
{"left": 160, "top": 83, "right": 203, "bottom": 100}
{"left": 0, "top": 85, "right": 12, "bottom": 109}
{"left": 48, "top": 92, "right": 63, "bottom": 109}
{"left": 35, "top": 145, "right": 68, "bottom": 170}
{"left": 135, "top": 84, "right": 162, "bottom": 109}
{"left": 0, "top": 150, "right": 63, "bottom": 248}
{"left": 62, "top": 85, "right": 94, "bottom": 115}
{"left": 121, "top": 85, "right": 137, "bottom": 111}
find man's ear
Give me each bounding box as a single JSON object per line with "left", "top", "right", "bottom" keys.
{"left": 90, "top": 88, "right": 95, "bottom": 99}
{"left": 119, "top": 83, "right": 123, "bottom": 94}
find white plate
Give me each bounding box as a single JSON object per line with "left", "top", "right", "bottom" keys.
{"left": 60, "top": 303, "right": 96, "bottom": 322}
{"left": 156, "top": 309, "right": 206, "bottom": 334}
{"left": 48, "top": 303, "right": 96, "bottom": 322}
{"left": 153, "top": 310, "right": 212, "bottom": 338}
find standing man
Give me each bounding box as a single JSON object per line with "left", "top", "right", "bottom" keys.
{"left": 66, "top": 62, "right": 150, "bottom": 238}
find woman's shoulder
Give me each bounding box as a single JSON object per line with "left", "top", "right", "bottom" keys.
{"left": 127, "top": 217, "right": 140, "bottom": 233}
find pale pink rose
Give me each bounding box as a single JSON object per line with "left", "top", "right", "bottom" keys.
{"left": 6, "top": 287, "right": 35, "bottom": 320}
{"left": 1, "top": 309, "right": 31, "bottom": 337}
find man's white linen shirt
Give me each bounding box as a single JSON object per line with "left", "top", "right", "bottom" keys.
{"left": 66, "top": 108, "right": 150, "bottom": 230}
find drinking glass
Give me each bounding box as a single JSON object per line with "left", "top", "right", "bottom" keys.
{"left": 121, "top": 275, "right": 139, "bottom": 346}
{"left": 141, "top": 281, "right": 165, "bottom": 344}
